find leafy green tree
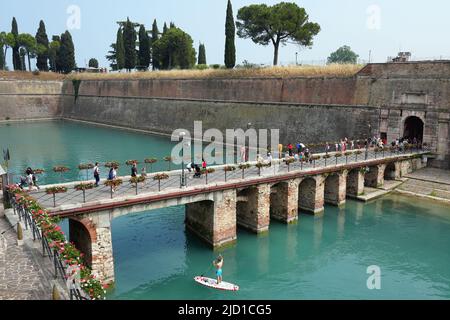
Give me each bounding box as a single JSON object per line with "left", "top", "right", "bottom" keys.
{"left": 18, "top": 33, "right": 37, "bottom": 71}
{"left": 153, "top": 27, "right": 196, "bottom": 70}
{"left": 48, "top": 37, "right": 60, "bottom": 72}
{"left": 138, "top": 25, "right": 150, "bottom": 70}
{"left": 58, "top": 31, "right": 76, "bottom": 73}
{"left": 151, "top": 19, "right": 160, "bottom": 70}
{"left": 1, "top": 32, "right": 15, "bottom": 70}
{"left": 12, "top": 17, "right": 22, "bottom": 70}
{"left": 236, "top": 2, "right": 321, "bottom": 66}
{"left": 327, "top": 45, "right": 359, "bottom": 64}
{"left": 35, "top": 20, "right": 49, "bottom": 71}
{"left": 198, "top": 43, "right": 207, "bottom": 65}
{"left": 106, "top": 43, "right": 117, "bottom": 70}
{"left": 123, "top": 18, "right": 137, "bottom": 71}
{"left": 89, "top": 58, "right": 99, "bottom": 68}
{"left": 115, "top": 27, "right": 125, "bottom": 70}
{"left": 224, "top": 0, "right": 236, "bottom": 69}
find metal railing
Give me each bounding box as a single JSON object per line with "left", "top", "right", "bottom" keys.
{"left": 9, "top": 196, "right": 90, "bottom": 300}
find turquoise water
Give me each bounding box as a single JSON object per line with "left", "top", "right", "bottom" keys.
{"left": 1, "top": 120, "right": 450, "bottom": 300}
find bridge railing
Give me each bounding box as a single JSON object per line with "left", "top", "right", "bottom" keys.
{"left": 9, "top": 195, "right": 90, "bottom": 300}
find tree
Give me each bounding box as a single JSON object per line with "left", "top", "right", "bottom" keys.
{"left": 169, "top": 22, "right": 176, "bottom": 29}
{"left": 163, "top": 22, "right": 168, "bottom": 34}
{"left": 138, "top": 25, "right": 150, "bottom": 70}
{"left": 1, "top": 32, "right": 15, "bottom": 70}
{"left": 18, "top": 33, "right": 37, "bottom": 71}
{"left": 19, "top": 47, "right": 26, "bottom": 71}
{"left": 115, "top": 28, "right": 125, "bottom": 70}
{"left": 153, "top": 27, "right": 196, "bottom": 70}
{"left": 151, "top": 19, "right": 160, "bottom": 70}
{"left": 236, "top": 2, "right": 321, "bottom": 66}
{"left": 224, "top": 0, "right": 236, "bottom": 69}
{"left": 58, "top": 31, "right": 76, "bottom": 73}
{"left": 12, "top": 17, "right": 22, "bottom": 70}
{"left": 35, "top": 20, "right": 49, "bottom": 71}
{"left": 49, "top": 36, "right": 60, "bottom": 72}
{"left": 0, "top": 38, "right": 4, "bottom": 70}
{"left": 106, "top": 43, "right": 117, "bottom": 70}
{"left": 327, "top": 45, "right": 359, "bottom": 64}
{"left": 198, "top": 43, "right": 207, "bottom": 65}
{"left": 123, "top": 18, "right": 137, "bottom": 71}
{"left": 89, "top": 58, "right": 99, "bottom": 68}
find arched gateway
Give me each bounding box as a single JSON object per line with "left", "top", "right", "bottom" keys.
{"left": 403, "top": 116, "right": 424, "bottom": 142}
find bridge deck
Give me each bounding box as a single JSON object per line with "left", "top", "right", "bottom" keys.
{"left": 24, "top": 149, "right": 427, "bottom": 216}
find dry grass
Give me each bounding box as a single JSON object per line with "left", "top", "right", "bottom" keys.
{"left": 70, "top": 64, "right": 362, "bottom": 80}
{"left": 0, "top": 64, "right": 363, "bottom": 81}
{"left": 0, "top": 71, "right": 65, "bottom": 81}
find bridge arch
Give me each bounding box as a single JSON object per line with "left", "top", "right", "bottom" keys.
{"left": 298, "top": 177, "right": 324, "bottom": 215}
{"left": 384, "top": 162, "right": 400, "bottom": 180}
{"left": 69, "top": 218, "right": 96, "bottom": 268}
{"left": 270, "top": 180, "right": 299, "bottom": 223}
{"left": 324, "top": 172, "right": 347, "bottom": 206}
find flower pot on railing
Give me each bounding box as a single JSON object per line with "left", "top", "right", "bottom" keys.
{"left": 144, "top": 158, "right": 158, "bottom": 173}
{"left": 283, "top": 158, "right": 295, "bottom": 172}
{"left": 201, "top": 168, "right": 215, "bottom": 184}
{"left": 104, "top": 179, "right": 123, "bottom": 199}
{"left": 104, "top": 162, "right": 120, "bottom": 169}
{"left": 310, "top": 155, "right": 321, "bottom": 168}
{"left": 74, "top": 183, "right": 95, "bottom": 203}
{"left": 344, "top": 152, "right": 353, "bottom": 164}
{"left": 238, "top": 163, "right": 252, "bottom": 179}
{"left": 354, "top": 150, "right": 363, "bottom": 162}
{"left": 323, "top": 154, "right": 332, "bottom": 167}
{"left": 53, "top": 166, "right": 70, "bottom": 183}
{"left": 163, "top": 157, "right": 173, "bottom": 171}
{"left": 224, "top": 165, "right": 237, "bottom": 182}
{"left": 130, "top": 176, "right": 146, "bottom": 195}
{"left": 153, "top": 173, "right": 169, "bottom": 191}
{"left": 46, "top": 186, "right": 68, "bottom": 207}
{"left": 126, "top": 160, "right": 139, "bottom": 166}
{"left": 78, "top": 163, "right": 94, "bottom": 181}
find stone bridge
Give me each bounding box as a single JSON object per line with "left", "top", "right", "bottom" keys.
{"left": 24, "top": 149, "right": 428, "bottom": 284}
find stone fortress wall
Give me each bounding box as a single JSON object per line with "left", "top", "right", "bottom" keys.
{"left": 0, "top": 61, "right": 449, "bottom": 168}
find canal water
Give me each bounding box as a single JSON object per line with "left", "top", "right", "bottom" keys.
{"left": 1, "top": 120, "right": 449, "bottom": 299}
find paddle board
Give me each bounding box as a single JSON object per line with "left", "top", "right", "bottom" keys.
{"left": 194, "top": 276, "right": 239, "bottom": 291}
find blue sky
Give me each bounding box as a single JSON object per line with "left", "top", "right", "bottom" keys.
{"left": 1, "top": 0, "right": 449, "bottom": 69}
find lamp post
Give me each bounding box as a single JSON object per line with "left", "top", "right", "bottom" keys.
{"left": 179, "top": 131, "right": 186, "bottom": 187}
{"left": 295, "top": 52, "right": 298, "bottom": 65}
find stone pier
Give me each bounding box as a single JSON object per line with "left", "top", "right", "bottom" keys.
{"left": 298, "top": 176, "right": 325, "bottom": 215}
{"left": 346, "top": 169, "right": 365, "bottom": 197}
{"left": 270, "top": 179, "right": 300, "bottom": 223}
{"left": 236, "top": 184, "right": 270, "bottom": 233}
{"left": 365, "top": 164, "right": 386, "bottom": 188}
{"left": 324, "top": 171, "right": 347, "bottom": 206}
{"left": 185, "top": 189, "right": 237, "bottom": 248}
{"left": 69, "top": 213, "right": 115, "bottom": 285}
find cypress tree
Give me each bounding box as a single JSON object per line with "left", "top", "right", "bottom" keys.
{"left": 58, "top": 31, "right": 75, "bottom": 74}
{"left": 123, "top": 18, "right": 137, "bottom": 71}
{"left": 115, "top": 27, "right": 125, "bottom": 70}
{"left": 0, "top": 41, "right": 4, "bottom": 70}
{"left": 138, "top": 25, "right": 150, "bottom": 70}
{"left": 198, "top": 43, "right": 207, "bottom": 65}
{"left": 35, "top": 20, "right": 49, "bottom": 71}
{"left": 163, "top": 22, "right": 168, "bottom": 34}
{"left": 51, "top": 35, "right": 61, "bottom": 72}
{"left": 12, "top": 17, "right": 21, "bottom": 70}
{"left": 151, "top": 19, "right": 160, "bottom": 70}
{"left": 169, "top": 22, "right": 176, "bottom": 29}
{"left": 224, "top": 0, "right": 236, "bottom": 69}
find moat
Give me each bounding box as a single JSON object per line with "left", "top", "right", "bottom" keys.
{"left": 1, "top": 120, "right": 449, "bottom": 299}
